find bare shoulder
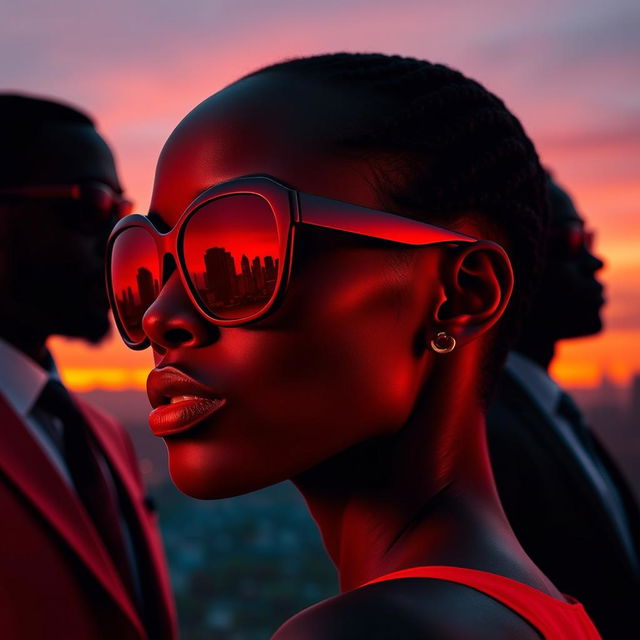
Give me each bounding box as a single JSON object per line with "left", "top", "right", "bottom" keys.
{"left": 272, "top": 578, "right": 543, "bottom": 640}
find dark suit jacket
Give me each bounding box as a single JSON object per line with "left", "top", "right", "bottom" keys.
{"left": 0, "top": 395, "right": 177, "bottom": 640}
{"left": 488, "top": 369, "right": 640, "bottom": 639}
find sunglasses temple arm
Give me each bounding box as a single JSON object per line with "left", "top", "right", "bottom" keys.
{"left": 297, "top": 193, "right": 476, "bottom": 246}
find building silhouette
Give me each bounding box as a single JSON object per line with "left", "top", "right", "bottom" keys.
{"left": 204, "top": 247, "right": 237, "bottom": 305}
{"left": 137, "top": 267, "right": 156, "bottom": 310}
{"left": 115, "top": 244, "right": 281, "bottom": 325}
{"left": 251, "top": 256, "right": 265, "bottom": 291}
{"left": 197, "top": 245, "right": 278, "bottom": 313}
{"left": 264, "top": 256, "right": 277, "bottom": 284}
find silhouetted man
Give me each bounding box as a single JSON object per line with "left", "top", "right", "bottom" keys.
{"left": 0, "top": 95, "right": 176, "bottom": 639}
{"left": 488, "top": 176, "right": 640, "bottom": 639}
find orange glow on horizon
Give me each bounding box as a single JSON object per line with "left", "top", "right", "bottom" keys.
{"left": 60, "top": 368, "right": 150, "bottom": 392}
{"left": 57, "top": 358, "right": 637, "bottom": 393}
{"left": 53, "top": 329, "right": 640, "bottom": 393}
{"left": 23, "top": 10, "right": 636, "bottom": 395}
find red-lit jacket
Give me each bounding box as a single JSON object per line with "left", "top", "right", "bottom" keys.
{"left": 0, "top": 396, "right": 177, "bottom": 640}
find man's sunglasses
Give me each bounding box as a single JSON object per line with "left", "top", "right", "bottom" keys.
{"left": 548, "top": 220, "right": 594, "bottom": 259}
{"left": 0, "top": 182, "right": 133, "bottom": 221}
{"left": 106, "top": 175, "right": 479, "bottom": 350}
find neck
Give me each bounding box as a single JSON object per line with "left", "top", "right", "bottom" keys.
{"left": 292, "top": 364, "right": 527, "bottom": 592}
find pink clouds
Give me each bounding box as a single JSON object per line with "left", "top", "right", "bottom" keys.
{"left": 3, "top": 0, "right": 639, "bottom": 387}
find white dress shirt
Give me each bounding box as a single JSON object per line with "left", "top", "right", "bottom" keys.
{"left": 0, "top": 337, "right": 75, "bottom": 486}
{"left": 506, "top": 351, "right": 638, "bottom": 569}
{"left": 0, "top": 337, "right": 144, "bottom": 602}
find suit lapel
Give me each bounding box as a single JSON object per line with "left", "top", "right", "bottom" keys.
{"left": 590, "top": 433, "right": 640, "bottom": 568}
{"left": 0, "top": 397, "right": 145, "bottom": 638}
{"left": 502, "top": 371, "right": 636, "bottom": 568}
{"left": 78, "top": 401, "right": 176, "bottom": 638}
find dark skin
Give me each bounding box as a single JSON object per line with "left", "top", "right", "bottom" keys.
{"left": 0, "top": 122, "right": 121, "bottom": 367}
{"left": 515, "top": 180, "right": 605, "bottom": 371}
{"left": 143, "top": 72, "right": 561, "bottom": 639}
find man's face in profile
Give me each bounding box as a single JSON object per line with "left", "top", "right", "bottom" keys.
{"left": 0, "top": 123, "right": 122, "bottom": 344}
{"left": 540, "top": 182, "right": 605, "bottom": 341}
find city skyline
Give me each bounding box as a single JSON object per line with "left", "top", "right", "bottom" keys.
{"left": 115, "top": 246, "right": 280, "bottom": 329}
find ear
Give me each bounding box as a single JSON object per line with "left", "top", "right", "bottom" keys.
{"left": 433, "top": 241, "right": 514, "bottom": 344}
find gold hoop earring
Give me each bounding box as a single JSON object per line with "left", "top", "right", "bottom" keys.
{"left": 430, "top": 331, "right": 456, "bottom": 354}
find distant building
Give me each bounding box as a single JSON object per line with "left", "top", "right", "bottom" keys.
{"left": 251, "top": 256, "right": 265, "bottom": 292}
{"left": 240, "top": 254, "right": 256, "bottom": 296}
{"left": 264, "top": 255, "right": 277, "bottom": 284}
{"left": 204, "top": 247, "right": 236, "bottom": 305}
{"left": 137, "top": 267, "right": 156, "bottom": 309}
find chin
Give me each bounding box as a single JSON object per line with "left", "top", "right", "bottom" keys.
{"left": 562, "top": 313, "right": 603, "bottom": 339}
{"left": 169, "top": 471, "right": 222, "bottom": 501}
{"left": 165, "top": 438, "right": 285, "bottom": 501}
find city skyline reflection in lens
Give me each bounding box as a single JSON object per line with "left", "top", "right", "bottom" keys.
{"left": 111, "top": 226, "right": 160, "bottom": 343}
{"left": 182, "top": 195, "right": 280, "bottom": 320}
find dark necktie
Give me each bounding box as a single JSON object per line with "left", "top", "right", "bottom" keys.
{"left": 36, "top": 380, "right": 139, "bottom": 603}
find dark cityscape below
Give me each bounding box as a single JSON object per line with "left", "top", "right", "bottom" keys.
{"left": 80, "top": 374, "right": 640, "bottom": 639}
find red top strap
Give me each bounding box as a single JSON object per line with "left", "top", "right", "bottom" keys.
{"left": 360, "top": 566, "right": 601, "bottom": 639}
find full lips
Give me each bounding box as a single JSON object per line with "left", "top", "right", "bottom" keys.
{"left": 149, "top": 397, "right": 227, "bottom": 437}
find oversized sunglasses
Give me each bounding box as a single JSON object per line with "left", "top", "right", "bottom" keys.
{"left": 106, "top": 175, "right": 478, "bottom": 350}
{"left": 0, "top": 182, "right": 133, "bottom": 222}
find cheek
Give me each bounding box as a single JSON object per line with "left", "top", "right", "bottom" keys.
{"left": 305, "top": 258, "right": 428, "bottom": 423}
{"left": 165, "top": 252, "right": 431, "bottom": 498}
{"left": 166, "top": 324, "right": 423, "bottom": 500}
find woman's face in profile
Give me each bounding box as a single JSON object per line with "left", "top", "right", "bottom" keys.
{"left": 144, "top": 73, "right": 442, "bottom": 498}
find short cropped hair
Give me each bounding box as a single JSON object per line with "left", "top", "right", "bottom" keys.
{"left": 248, "top": 54, "right": 550, "bottom": 363}
{"left": 0, "top": 94, "right": 95, "bottom": 187}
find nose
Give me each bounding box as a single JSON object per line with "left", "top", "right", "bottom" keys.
{"left": 142, "top": 271, "right": 220, "bottom": 350}
{"left": 583, "top": 247, "right": 605, "bottom": 274}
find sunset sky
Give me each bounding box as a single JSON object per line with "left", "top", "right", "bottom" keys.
{"left": 3, "top": 0, "right": 639, "bottom": 390}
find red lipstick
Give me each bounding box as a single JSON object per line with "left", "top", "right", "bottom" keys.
{"left": 147, "top": 366, "right": 226, "bottom": 437}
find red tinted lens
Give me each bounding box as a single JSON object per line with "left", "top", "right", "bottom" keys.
{"left": 182, "top": 194, "right": 280, "bottom": 320}
{"left": 110, "top": 226, "right": 160, "bottom": 343}
{"left": 566, "top": 227, "right": 584, "bottom": 256}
